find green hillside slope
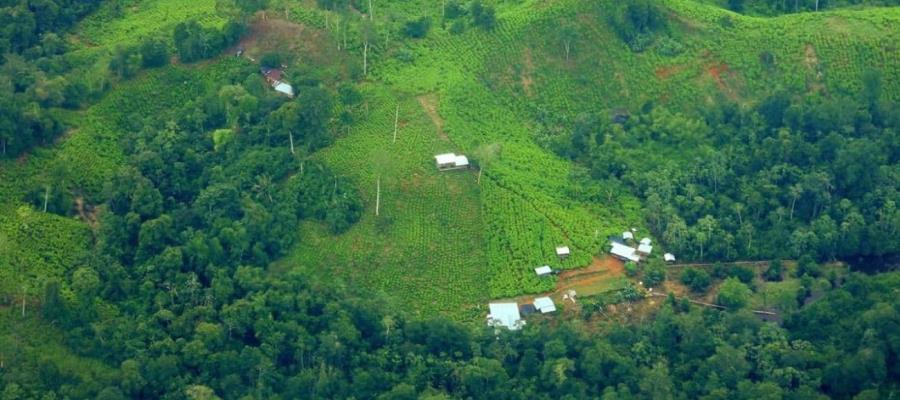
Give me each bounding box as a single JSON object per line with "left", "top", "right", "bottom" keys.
{"left": 279, "top": 0, "right": 899, "bottom": 316}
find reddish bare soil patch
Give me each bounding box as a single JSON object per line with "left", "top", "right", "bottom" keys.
{"left": 555, "top": 255, "right": 625, "bottom": 294}
{"left": 705, "top": 62, "right": 739, "bottom": 100}
{"left": 655, "top": 64, "right": 685, "bottom": 80}
{"left": 417, "top": 94, "right": 448, "bottom": 141}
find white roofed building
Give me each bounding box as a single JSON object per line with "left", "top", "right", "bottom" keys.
{"left": 435, "top": 153, "right": 470, "bottom": 170}
{"left": 535, "top": 266, "right": 553, "bottom": 276}
{"left": 556, "top": 246, "right": 570, "bottom": 258}
{"left": 487, "top": 303, "right": 525, "bottom": 330}
{"left": 274, "top": 82, "right": 294, "bottom": 97}
{"left": 664, "top": 253, "right": 676, "bottom": 263}
{"left": 610, "top": 241, "right": 641, "bottom": 262}
{"left": 623, "top": 231, "right": 634, "bottom": 240}
{"left": 533, "top": 297, "right": 557, "bottom": 313}
{"left": 638, "top": 243, "right": 653, "bottom": 255}
{"left": 640, "top": 238, "right": 652, "bottom": 246}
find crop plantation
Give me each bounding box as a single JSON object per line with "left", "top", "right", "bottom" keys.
{"left": 1, "top": 0, "right": 898, "bottom": 317}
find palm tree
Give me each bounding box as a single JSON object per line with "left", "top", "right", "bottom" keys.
{"left": 252, "top": 174, "right": 274, "bottom": 203}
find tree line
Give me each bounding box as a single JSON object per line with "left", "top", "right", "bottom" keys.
{"left": 4, "top": 261, "right": 897, "bottom": 398}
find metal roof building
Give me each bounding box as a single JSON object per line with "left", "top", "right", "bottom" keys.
{"left": 610, "top": 241, "right": 641, "bottom": 262}
{"left": 533, "top": 297, "right": 557, "bottom": 313}
{"left": 487, "top": 303, "right": 525, "bottom": 330}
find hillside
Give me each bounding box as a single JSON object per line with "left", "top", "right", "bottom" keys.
{"left": 0, "top": 0, "right": 898, "bottom": 398}
{"left": 279, "top": 0, "right": 900, "bottom": 316}
{"left": 1, "top": 0, "right": 898, "bottom": 315}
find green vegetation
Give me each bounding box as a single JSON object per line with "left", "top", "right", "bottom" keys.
{"left": 0, "top": 0, "right": 898, "bottom": 398}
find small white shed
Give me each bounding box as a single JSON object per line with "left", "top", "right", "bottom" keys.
{"left": 638, "top": 243, "right": 653, "bottom": 255}
{"left": 555, "top": 246, "right": 570, "bottom": 258}
{"left": 435, "top": 153, "right": 469, "bottom": 170}
{"left": 640, "top": 237, "right": 652, "bottom": 246}
{"left": 664, "top": 253, "right": 676, "bottom": 263}
{"left": 533, "top": 297, "right": 557, "bottom": 313}
{"left": 274, "top": 82, "right": 294, "bottom": 97}
{"left": 623, "top": 231, "right": 634, "bottom": 240}
{"left": 534, "top": 266, "right": 553, "bottom": 276}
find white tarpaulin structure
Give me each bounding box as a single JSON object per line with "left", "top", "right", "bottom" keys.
{"left": 274, "top": 82, "right": 294, "bottom": 97}
{"left": 487, "top": 303, "right": 524, "bottom": 330}
{"left": 610, "top": 241, "right": 641, "bottom": 262}
{"left": 533, "top": 297, "right": 557, "bottom": 313}
{"left": 664, "top": 253, "right": 676, "bottom": 262}
{"left": 534, "top": 266, "right": 553, "bottom": 276}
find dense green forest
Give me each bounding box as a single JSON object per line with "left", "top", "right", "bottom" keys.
{"left": 1, "top": 0, "right": 898, "bottom": 399}
{"left": 562, "top": 81, "right": 899, "bottom": 265}
{"left": 0, "top": 0, "right": 104, "bottom": 156}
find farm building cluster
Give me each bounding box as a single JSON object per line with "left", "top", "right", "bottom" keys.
{"left": 486, "top": 244, "right": 572, "bottom": 330}
{"left": 260, "top": 67, "right": 294, "bottom": 97}
{"left": 609, "top": 229, "right": 675, "bottom": 264}
{"left": 487, "top": 296, "right": 557, "bottom": 330}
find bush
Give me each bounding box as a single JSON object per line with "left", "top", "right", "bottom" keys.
{"left": 471, "top": 1, "right": 496, "bottom": 30}
{"left": 680, "top": 268, "right": 711, "bottom": 293}
{"left": 444, "top": 0, "right": 467, "bottom": 20}
{"left": 797, "top": 255, "right": 821, "bottom": 277}
{"left": 260, "top": 53, "right": 284, "bottom": 69}
{"left": 711, "top": 262, "right": 727, "bottom": 279}
{"left": 643, "top": 259, "right": 666, "bottom": 287}
{"left": 609, "top": 0, "right": 667, "bottom": 51}
{"left": 403, "top": 16, "right": 431, "bottom": 39}
{"left": 109, "top": 46, "right": 142, "bottom": 79}
{"left": 765, "top": 260, "right": 783, "bottom": 281}
{"left": 759, "top": 50, "right": 776, "bottom": 70}
{"left": 624, "top": 261, "right": 639, "bottom": 277}
{"left": 139, "top": 38, "right": 169, "bottom": 68}
{"left": 655, "top": 36, "right": 683, "bottom": 57}
{"left": 394, "top": 48, "right": 415, "bottom": 63}
{"left": 717, "top": 277, "right": 751, "bottom": 309}
{"left": 449, "top": 20, "right": 467, "bottom": 35}
{"left": 726, "top": 265, "right": 755, "bottom": 285}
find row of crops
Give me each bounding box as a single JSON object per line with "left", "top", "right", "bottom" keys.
{"left": 373, "top": 0, "right": 900, "bottom": 303}
{"left": 285, "top": 86, "right": 491, "bottom": 319}
{"left": 347, "top": 0, "right": 649, "bottom": 300}
{"left": 76, "top": 0, "right": 225, "bottom": 48}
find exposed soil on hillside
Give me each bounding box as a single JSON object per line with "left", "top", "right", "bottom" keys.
{"left": 705, "top": 61, "right": 739, "bottom": 100}
{"left": 521, "top": 48, "right": 535, "bottom": 96}
{"left": 236, "top": 16, "right": 341, "bottom": 69}
{"left": 655, "top": 64, "right": 686, "bottom": 80}
{"left": 804, "top": 43, "right": 820, "bottom": 70}
{"left": 74, "top": 196, "right": 98, "bottom": 230}
{"left": 554, "top": 255, "right": 625, "bottom": 295}
{"left": 417, "top": 94, "right": 449, "bottom": 141}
